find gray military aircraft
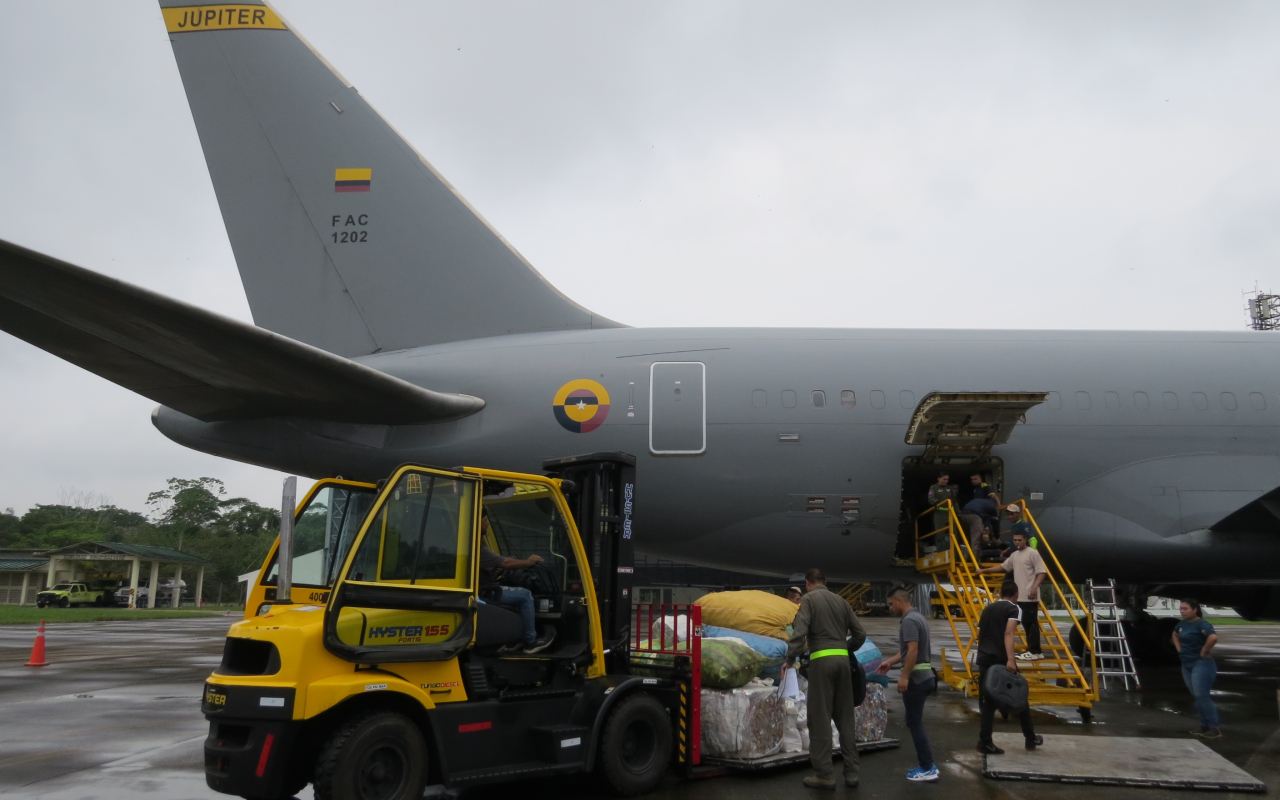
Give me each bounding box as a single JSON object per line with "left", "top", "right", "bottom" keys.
{"left": 1, "top": 1, "right": 1277, "bottom": 625}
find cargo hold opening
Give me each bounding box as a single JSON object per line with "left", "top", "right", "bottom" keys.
{"left": 894, "top": 392, "right": 1046, "bottom": 562}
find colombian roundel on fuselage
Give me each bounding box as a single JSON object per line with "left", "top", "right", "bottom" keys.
{"left": 554, "top": 379, "right": 610, "bottom": 433}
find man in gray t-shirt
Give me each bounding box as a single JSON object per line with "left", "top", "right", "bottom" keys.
{"left": 875, "top": 587, "right": 939, "bottom": 782}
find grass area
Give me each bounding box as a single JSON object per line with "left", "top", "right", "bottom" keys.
{"left": 0, "top": 606, "right": 227, "bottom": 625}
{"left": 1204, "top": 616, "right": 1277, "bottom": 626}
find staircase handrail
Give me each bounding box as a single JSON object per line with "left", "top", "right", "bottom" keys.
{"left": 1014, "top": 501, "right": 1098, "bottom": 695}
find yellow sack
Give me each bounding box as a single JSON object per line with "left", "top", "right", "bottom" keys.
{"left": 695, "top": 590, "right": 798, "bottom": 641}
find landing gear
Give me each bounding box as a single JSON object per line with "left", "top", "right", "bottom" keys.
{"left": 597, "top": 693, "right": 672, "bottom": 796}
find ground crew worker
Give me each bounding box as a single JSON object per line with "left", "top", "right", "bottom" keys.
{"left": 786, "top": 586, "right": 803, "bottom": 604}
{"left": 1004, "top": 504, "right": 1038, "bottom": 550}
{"left": 926, "top": 473, "right": 958, "bottom": 551}
{"left": 875, "top": 586, "right": 939, "bottom": 782}
{"left": 788, "top": 567, "right": 867, "bottom": 789}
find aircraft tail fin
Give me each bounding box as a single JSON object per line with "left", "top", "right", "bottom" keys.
{"left": 158, "top": 1, "right": 622, "bottom": 357}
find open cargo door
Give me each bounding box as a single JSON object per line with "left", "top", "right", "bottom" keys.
{"left": 905, "top": 392, "right": 1047, "bottom": 462}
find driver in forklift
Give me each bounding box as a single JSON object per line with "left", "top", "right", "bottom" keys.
{"left": 478, "top": 511, "right": 556, "bottom": 654}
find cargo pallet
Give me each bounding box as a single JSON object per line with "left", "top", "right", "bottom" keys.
{"left": 630, "top": 602, "right": 898, "bottom": 773}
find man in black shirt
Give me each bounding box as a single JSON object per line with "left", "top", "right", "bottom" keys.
{"left": 976, "top": 581, "right": 1043, "bottom": 754}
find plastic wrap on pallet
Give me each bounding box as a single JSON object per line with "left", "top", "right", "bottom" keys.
{"left": 701, "top": 680, "right": 786, "bottom": 759}
{"left": 854, "top": 684, "right": 889, "bottom": 742}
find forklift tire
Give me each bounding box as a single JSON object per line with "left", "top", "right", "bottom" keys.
{"left": 58, "top": 597, "right": 70, "bottom": 608}
{"left": 313, "top": 712, "right": 427, "bottom": 800}
{"left": 597, "top": 692, "right": 672, "bottom": 796}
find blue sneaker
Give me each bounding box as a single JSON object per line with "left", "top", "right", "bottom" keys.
{"left": 906, "top": 765, "right": 939, "bottom": 782}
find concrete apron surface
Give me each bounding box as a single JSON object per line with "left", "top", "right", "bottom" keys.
{"left": 0, "top": 615, "right": 1276, "bottom": 800}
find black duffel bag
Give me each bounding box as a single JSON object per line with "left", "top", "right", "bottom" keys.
{"left": 983, "top": 664, "right": 1029, "bottom": 713}
{"left": 502, "top": 562, "right": 560, "bottom": 596}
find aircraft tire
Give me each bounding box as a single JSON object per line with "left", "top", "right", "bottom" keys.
{"left": 597, "top": 692, "right": 672, "bottom": 796}
{"left": 313, "top": 711, "right": 427, "bottom": 800}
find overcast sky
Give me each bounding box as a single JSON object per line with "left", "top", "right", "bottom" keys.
{"left": 2, "top": 1, "right": 1278, "bottom": 516}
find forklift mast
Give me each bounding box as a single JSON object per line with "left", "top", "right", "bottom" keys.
{"left": 543, "top": 452, "right": 636, "bottom": 667}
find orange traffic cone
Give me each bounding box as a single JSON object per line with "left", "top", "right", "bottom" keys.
{"left": 25, "top": 620, "right": 48, "bottom": 667}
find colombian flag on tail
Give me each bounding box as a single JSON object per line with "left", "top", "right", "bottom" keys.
{"left": 335, "top": 168, "right": 371, "bottom": 192}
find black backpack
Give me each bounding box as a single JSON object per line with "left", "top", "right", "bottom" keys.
{"left": 983, "top": 664, "right": 1029, "bottom": 713}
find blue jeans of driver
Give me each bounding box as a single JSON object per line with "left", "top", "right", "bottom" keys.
{"left": 498, "top": 586, "right": 537, "bottom": 644}
{"left": 901, "top": 676, "right": 936, "bottom": 770}
{"left": 1180, "top": 657, "right": 1220, "bottom": 729}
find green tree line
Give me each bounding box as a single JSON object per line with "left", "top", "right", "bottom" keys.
{"left": 0, "top": 478, "right": 280, "bottom": 604}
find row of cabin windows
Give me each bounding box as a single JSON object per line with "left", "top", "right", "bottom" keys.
{"left": 752, "top": 390, "right": 911, "bottom": 409}
{"left": 1048, "top": 390, "right": 1267, "bottom": 411}
{"left": 752, "top": 389, "right": 1270, "bottom": 411}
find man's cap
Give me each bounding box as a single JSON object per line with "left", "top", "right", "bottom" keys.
{"left": 788, "top": 586, "right": 802, "bottom": 594}
{"left": 1006, "top": 504, "right": 1023, "bottom": 514}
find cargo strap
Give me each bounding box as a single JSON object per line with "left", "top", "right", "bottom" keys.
{"left": 810, "top": 648, "right": 849, "bottom": 659}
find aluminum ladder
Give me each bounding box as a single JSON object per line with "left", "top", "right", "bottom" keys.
{"left": 1087, "top": 579, "right": 1141, "bottom": 690}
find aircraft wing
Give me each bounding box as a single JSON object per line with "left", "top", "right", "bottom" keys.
{"left": 0, "top": 239, "right": 483, "bottom": 424}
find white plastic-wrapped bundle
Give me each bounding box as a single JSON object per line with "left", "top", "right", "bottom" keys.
{"left": 854, "top": 684, "right": 889, "bottom": 742}
{"left": 701, "top": 680, "right": 785, "bottom": 759}
{"left": 647, "top": 614, "right": 690, "bottom": 648}
{"left": 781, "top": 698, "right": 804, "bottom": 753}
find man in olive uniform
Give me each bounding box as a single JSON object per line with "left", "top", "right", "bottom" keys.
{"left": 789, "top": 568, "right": 868, "bottom": 789}
{"left": 926, "top": 473, "right": 958, "bottom": 551}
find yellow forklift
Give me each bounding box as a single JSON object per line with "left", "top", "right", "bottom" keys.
{"left": 205, "top": 453, "right": 673, "bottom": 800}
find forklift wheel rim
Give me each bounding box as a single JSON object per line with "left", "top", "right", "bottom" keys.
{"left": 357, "top": 742, "right": 408, "bottom": 800}
{"left": 619, "top": 717, "right": 659, "bottom": 774}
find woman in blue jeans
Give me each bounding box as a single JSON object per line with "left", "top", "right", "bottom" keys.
{"left": 1171, "top": 599, "right": 1221, "bottom": 738}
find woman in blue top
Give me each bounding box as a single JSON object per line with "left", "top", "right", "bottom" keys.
{"left": 1171, "top": 599, "right": 1220, "bottom": 738}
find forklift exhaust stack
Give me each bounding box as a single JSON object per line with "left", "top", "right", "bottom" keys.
{"left": 277, "top": 476, "right": 296, "bottom": 604}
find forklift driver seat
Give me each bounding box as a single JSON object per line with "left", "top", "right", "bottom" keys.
{"left": 474, "top": 602, "right": 526, "bottom": 649}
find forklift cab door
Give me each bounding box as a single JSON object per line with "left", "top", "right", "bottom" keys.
{"left": 324, "top": 467, "right": 480, "bottom": 664}
{"left": 248, "top": 478, "right": 378, "bottom": 618}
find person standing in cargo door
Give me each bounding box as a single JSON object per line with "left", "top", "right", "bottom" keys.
{"left": 788, "top": 568, "right": 867, "bottom": 790}
{"left": 875, "top": 586, "right": 939, "bottom": 782}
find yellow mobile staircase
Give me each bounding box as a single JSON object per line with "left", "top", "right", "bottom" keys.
{"left": 836, "top": 582, "right": 872, "bottom": 614}
{"left": 915, "top": 500, "right": 1100, "bottom": 720}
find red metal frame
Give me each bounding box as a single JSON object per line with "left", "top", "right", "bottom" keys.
{"left": 629, "top": 603, "right": 702, "bottom": 766}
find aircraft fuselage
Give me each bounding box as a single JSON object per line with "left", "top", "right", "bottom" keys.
{"left": 154, "top": 326, "right": 1280, "bottom": 590}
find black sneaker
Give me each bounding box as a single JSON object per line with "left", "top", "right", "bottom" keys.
{"left": 977, "top": 741, "right": 1004, "bottom": 755}
{"left": 497, "top": 642, "right": 523, "bottom": 655}
{"left": 524, "top": 633, "right": 556, "bottom": 654}
{"left": 1026, "top": 735, "right": 1043, "bottom": 750}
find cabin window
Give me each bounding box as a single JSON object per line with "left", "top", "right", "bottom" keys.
{"left": 1046, "top": 391, "right": 1062, "bottom": 409}
{"left": 752, "top": 389, "right": 766, "bottom": 408}
{"left": 1250, "top": 392, "right": 1266, "bottom": 410}
{"left": 1133, "top": 391, "right": 1150, "bottom": 410}
{"left": 1192, "top": 392, "right": 1208, "bottom": 410}
{"left": 1220, "top": 392, "right": 1237, "bottom": 411}
{"left": 1076, "top": 391, "right": 1091, "bottom": 410}
{"left": 900, "top": 390, "right": 915, "bottom": 408}
{"left": 870, "top": 390, "right": 886, "bottom": 409}
{"left": 1163, "top": 392, "right": 1178, "bottom": 410}
{"left": 812, "top": 390, "right": 826, "bottom": 408}
{"left": 782, "top": 390, "right": 797, "bottom": 409}
{"left": 840, "top": 390, "right": 856, "bottom": 409}
{"left": 1105, "top": 391, "right": 1120, "bottom": 411}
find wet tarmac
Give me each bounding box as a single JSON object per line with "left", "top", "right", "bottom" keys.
{"left": 0, "top": 615, "right": 1275, "bottom": 799}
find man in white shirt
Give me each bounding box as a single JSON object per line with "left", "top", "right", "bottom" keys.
{"left": 978, "top": 530, "right": 1048, "bottom": 660}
